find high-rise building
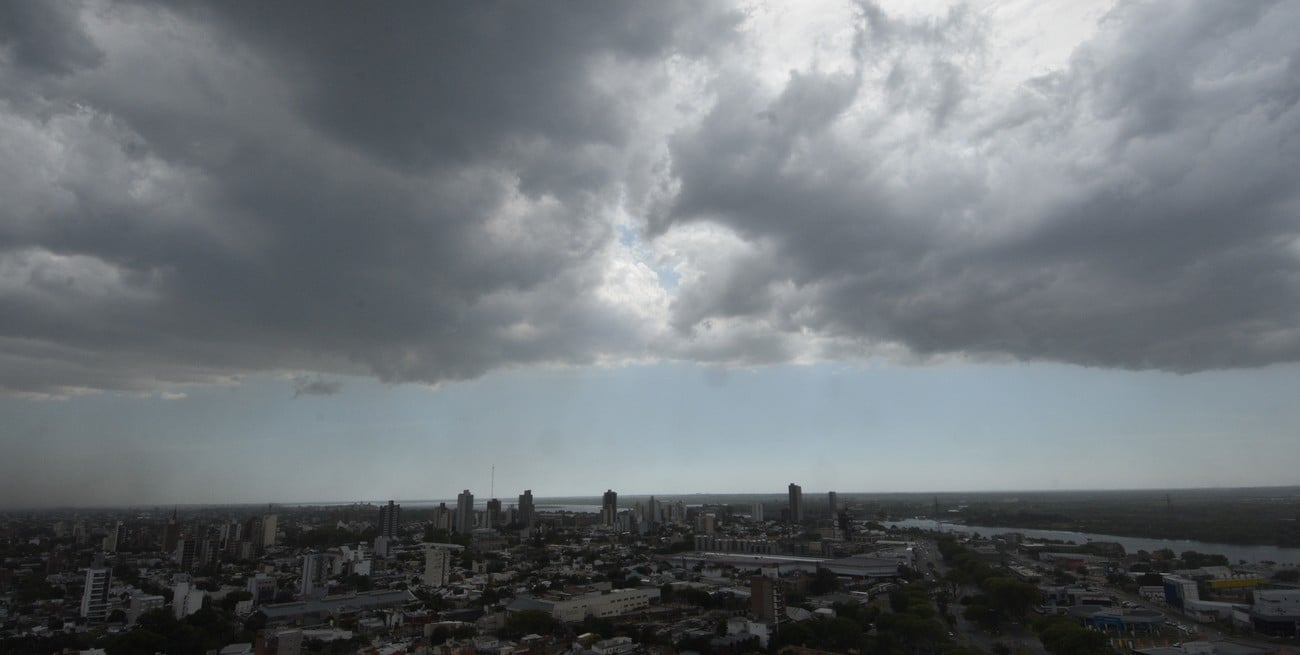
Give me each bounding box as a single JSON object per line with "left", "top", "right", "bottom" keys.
{"left": 176, "top": 536, "right": 197, "bottom": 570}
{"left": 261, "top": 514, "right": 278, "bottom": 548}
{"left": 670, "top": 501, "right": 686, "bottom": 523}
{"left": 455, "top": 490, "right": 475, "bottom": 534}
{"left": 602, "top": 489, "right": 618, "bottom": 526}
{"left": 198, "top": 533, "right": 221, "bottom": 568}
{"left": 751, "top": 503, "right": 764, "bottom": 522}
{"left": 433, "top": 502, "right": 452, "bottom": 531}
{"left": 103, "top": 521, "right": 122, "bottom": 553}
{"left": 751, "top": 573, "right": 785, "bottom": 624}
{"left": 518, "top": 490, "right": 535, "bottom": 530}
{"left": 244, "top": 516, "right": 265, "bottom": 553}
{"left": 300, "top": 553, "right": 329, "bottom": 597}
{"left": 646, "top": 496, "right": 658, "bottom": 530}
{"left": 378, "top": 500, "right": 401, "bottom": 540}
{"left": 486, "top": 498, "right": 502, "bottom": 529}
{"left": 696, "top": 513, "right": 716, "bottom": 534}
{"left": 173, "top": 575, "right": 205, "bottom": 619}
{"left": 827, "top": 491, "right": 838, "bottom": 514}
{"left": 423, "top": 547, "right": 450, "bottom": 587}
{"left": 220, "top": 521, "right": 241, "bottom": 552}
{"left": 788, "top": 483, "right": 803, "bottom": 524}
{"left": 80, "top": 561, "right": 112, "bottom": 622}
{"left": 162, "top": 511, "right": 180, "bottom": 553}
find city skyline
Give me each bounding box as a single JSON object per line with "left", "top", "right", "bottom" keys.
{"left": 3, "top": 1, "right": 1300, "bottom": 507}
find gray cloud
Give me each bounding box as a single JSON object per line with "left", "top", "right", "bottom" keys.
{"left": 0, "top": 1, "right": 734, "bottom": 397}
{"left": 652, "top": 0, "right": 1300, "bottom": 372}
{"left": 1, "top": 0, "right": 1298, "bottom": 398}
{"left": 292, "top": 376, "right": 341, "bottom": 398}
{"left": 0, "top": 2, "right": 102, "bottom": 76}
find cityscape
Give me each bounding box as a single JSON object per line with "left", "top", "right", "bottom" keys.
{"left": 2, "top": 486, "right": 1299, "bottom": 654}
{"left": 3, "top": 1, "right": 1300, "bottom": 655}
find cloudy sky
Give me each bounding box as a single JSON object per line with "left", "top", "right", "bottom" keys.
{"left": 2, "top": 0, "right": 1298, "bottom": 507}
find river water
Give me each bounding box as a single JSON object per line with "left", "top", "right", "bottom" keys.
{"left": 884, "top": 518, "right": 1300, "bottom": 565}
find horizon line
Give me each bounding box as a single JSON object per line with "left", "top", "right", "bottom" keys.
{"left": 5, "top": 483, "right": 1299, "bottom": 511}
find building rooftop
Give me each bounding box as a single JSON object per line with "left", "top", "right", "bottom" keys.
{"left": 259, "top": 590, "right": 416, "bottom": 621}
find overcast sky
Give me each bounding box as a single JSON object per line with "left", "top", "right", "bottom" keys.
{"left": 2, "top": 0, "right": 1298, "bottom": 507}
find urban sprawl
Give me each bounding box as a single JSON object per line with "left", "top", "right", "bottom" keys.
{"left": 3, "top": 485, "right": 1299, "bottom": 655}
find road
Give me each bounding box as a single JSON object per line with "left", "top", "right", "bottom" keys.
{"left": 913, "top": 539, "right": 1047, "bottom": 655}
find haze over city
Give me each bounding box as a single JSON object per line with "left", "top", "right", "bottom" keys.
{"left": 3, "top": 0, "right": 1300, "bottom": 507}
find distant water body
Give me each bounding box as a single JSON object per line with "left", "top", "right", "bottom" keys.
{"left": 395, "top": 499, "right": 602, "bottom": 513}
{"left": 884, "top": 518, "right": 1300, "bottom": 565}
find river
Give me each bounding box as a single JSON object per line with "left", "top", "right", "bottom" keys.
{"left": 884, "top": 518, "right": 1300, "bottom": 565}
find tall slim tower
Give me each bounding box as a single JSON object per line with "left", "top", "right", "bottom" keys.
{"left": 163, "top": 509, "right": 180, "bottom": 553}
{"left": 80, "top": 560, "right": 112, "bottom": 623}
{"left": 103, "top": 521, "right": 122, "bottom": 553}
{"left": 518, "top": 490, "right": 535, "bottom": 529}
{"left": 455, "top": 490, "right": 475, "bottom": 534}
{"left": 423, "top": 547, "right": 450, "bottom": 587}
{"left": 300, "top": 553, "right": 328, "bottom": 597}
{"left": 788, "top": 483, "right": 803, "bottom": 524}
{"left": 378, "top": 500, "right": 401, "bottom": 540}
{"left": 261, "top": 514, "right": 278, "bottom": 548}
{"left": 244, "top": 516, "right": 264, "bottom": 553}
{"left": 827, "top": 491, "right": 839, "bottom": 515}
{"left": 602, "top": 489, "right": 618, "bottom": 526}
{"left": 433, "top": 502, "right": 452, "bottom": 531}
{"left": 751, "top": 573, "right": 785, "bottom": 624}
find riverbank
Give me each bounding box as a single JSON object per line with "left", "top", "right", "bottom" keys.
{"left": 885, "top": 519, "right": 1300, "bottom": 565}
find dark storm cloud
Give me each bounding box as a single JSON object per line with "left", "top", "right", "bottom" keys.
{"left": 180, "top": 2, "right": 723, "bottom": 173}
{"left": 0, "top": 2, "right": 102, "bottom": 75}
{"left": 0, "top": 0, "right": 734, "bottom": 396}
{"left": 1, "top": 0, "right": 1299, "bottom": 398}
{"left": 654, "top": 0, "right": 1300, "bottom": 372}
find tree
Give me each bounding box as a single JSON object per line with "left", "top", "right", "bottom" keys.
{"left": 984, "top": 578, "right": 1041, "bottom": 621}
{"left": 338, "top": 574, "right": 371, "bottom": 592}
{"left": 220, "top": 590, "right": 253, "bottom": 612}
{"left": 823, "top": 617, "right": 864, "bottom": 651}
{"left": 243, "top": 611, "right": 267, "bottom": 635}
{"left": 1035, "top": 615, "right": 1109, "bottom": 655}
{"left": 889, "top": 588, "right": 910, "bottom": 613}
{"left": 810, "top": 568, "right": 840, "bottom": 595}
{"left": 1179, "top": 551, "right": 1229, "bottom": 569}
{"left": 105, "top": 628, "right": 170, "bottom": 655}
{"left": 935, "top": 589, "right": 951, "bottom": 616}
{"left": 964, "top": 603, "right": 1002, "bottom": 631}
{"left": 658, "top": 583, "right": 675, "bottom": 603}
{"left": 112, "top": 562, "right": 140, "bottom": 585}
{"left": 498, "top": 610, "right": 558, "bottom": 638}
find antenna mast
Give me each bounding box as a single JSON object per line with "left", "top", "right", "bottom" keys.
{"left": 491, "top": 465, "right": 495, "bottom": 499}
